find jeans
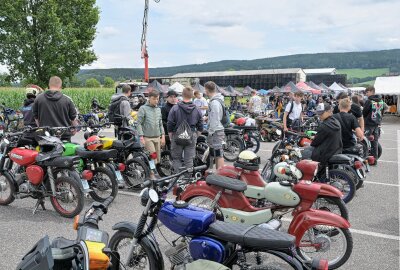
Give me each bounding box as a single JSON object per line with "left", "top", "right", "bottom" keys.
{"left": 171, "top": 133, "right": 197, "bottom": 173}
{"left": 365, "top": 126, "right": 380, "bottom": 160}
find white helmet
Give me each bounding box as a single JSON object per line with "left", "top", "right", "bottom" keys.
{"left": 25, "top": 85, "right": 43, "bottom": 97}
{"left": 273, "top": 162, "right": 303, "bottom": 181}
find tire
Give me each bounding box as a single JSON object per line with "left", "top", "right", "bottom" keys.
{"left": 108, "top": 230, "right": 161, "bottom": 270}
{"left": 378, "top": 142, "right": 382, "bottom": 159}
{"left": 156, "top": 150, "right": 173, "bottom": 177}
{"left": 338, "top": 165, "right": 359, "bottom": 191}
{"left": 247, "top": 135, "right": 260, "bottom": 153}
{"left": 0, "top": 172, "right": 15, "bottom": 205}
{"left": 50, "top": 176, "right": 84, "bottom": 218}
{"left": 223, "top": 138, "right": 242, "bottom": 162}
{"left": 296, "top": 226, "right": 353, "bottom": 269}
{"left": 327, "top": 169, "right": 356, "bottom": 204}
{"left": 313, "top": 196, "right": 349, "bottom": 221}
{"left": 261, "top": 160, "right": 273, "bottom": 182}
{"left": 89, "top": 166, "right": 118, "bottom": 202}
{"left": 123, "top": 158, "right": 150, "bottom": 191}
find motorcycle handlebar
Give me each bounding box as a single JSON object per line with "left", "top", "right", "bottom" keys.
{"left": 81, "top": 196, "right": 114, "bottom": 228}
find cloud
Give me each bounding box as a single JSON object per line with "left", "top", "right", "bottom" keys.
{"left": 98, "top": 26, "right": 120, "bottom": 39}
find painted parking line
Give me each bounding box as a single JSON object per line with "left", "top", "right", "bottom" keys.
{"left": 350, "top": 229, "right": 399, "bottom": 241}
{"left": 364, "top": 181, "right": 399, "bottom": 187}
{"left": 379, "top": 160, "right": 399, "bottom": 164}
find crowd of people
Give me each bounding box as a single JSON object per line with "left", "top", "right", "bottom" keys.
{"left": 20, "top": 76, "right": 389, "bottom": 182}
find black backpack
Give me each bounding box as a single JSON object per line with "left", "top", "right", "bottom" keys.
{"left": 108, "top": 96, "right": 128, "bottom": 126}
{"left": 175, "top": 107, "right": 193, "bottom": 146}
{"left": 211, "top": 99, "right": 231, "bottom": 128}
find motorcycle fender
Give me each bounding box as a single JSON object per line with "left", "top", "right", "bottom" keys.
{"left": 266, "top": 250, "right": 303, "bottom": 270}
{"left": 112, "top": 222, "right": 164, "bottom": 270}
{"left": 106, "top": 163, "right": 116, "bottom": 173}
{"left": 178, "top": 181, "right": 230, "bottom": 208}
{"left": 1, "top": 171, "right": 18, "bottom": 192}
{"left": 318, "top": 183, "right": 343, "bottom": 198}
{"left": 288, "top": 209, "right": 351, "bottom": 246}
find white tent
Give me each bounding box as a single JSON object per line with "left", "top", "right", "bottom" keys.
{"left": 374, "top": 76, "right": 400, "bottom": 115}
{"left": 169, "top": 82, "right": 184, "bottom": 94}
{"left": 329, "top": 82, "right": 346, "bottom": 91}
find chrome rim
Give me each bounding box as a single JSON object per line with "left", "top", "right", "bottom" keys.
{"left": 91, "top": 172, "right": 113, "bottom": 199}
{"left": 114, "top": 238, "right": 150, "bottom": 269}
{"left": 0, "top": 176, "right": 11, "bottom": 202}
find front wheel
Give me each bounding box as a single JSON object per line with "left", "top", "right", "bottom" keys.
{"left": 327, "top": 169, "right": 356, "bottom": 204}
{"left": 108, "top": 230, "right": 162, "bottom": 270}
{"left": 313, "top": 196, "right": 349, "bottom": 221}
{"left": 89, "top": 166, "right": 118, "bottom": 202}
{"left": 50, "top": 176, "right": 84, "bottom": 218}
{"left": 246, "top": 135, "right": 260, "bottom": 153}
{"left": 296, "top": 226, "right": 353, "bottom": 269}
{"left": 223, "top": 138, "right": 242, "bottom": 162}
{"left": 123, "top": 158, "right": 150, "bottom": 191}
{"left": 0, "top": 172, "right": 15, "bottom": 205}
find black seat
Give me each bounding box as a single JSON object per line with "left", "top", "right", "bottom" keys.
{"left": 233, "top": 161, "right": 259, "bottom": 171}
{"left": 39, "top": 156, "right": 80, "bottom": 168}
{"left": 208, "top": 221, "right": 295, "bottom": 250}
{"left": 328, "top": 154, "right": 351, "bottom": 164}
{"left": 224, "top": 128, "right": 241, "bottom": 135}
{"left": 206, "top": 175, "right": 247, "bottom": 192}
{"left": 343, "top": 145, "right": 363, "bottom": 157}
{"left": 76, "top": 147, "right": 118, "bottom": 161}
{"left": 234, "top": 126, "right": 258, "bottom": 131}
{"left": 112, "top": 140, "right": 126, "bottom": 150}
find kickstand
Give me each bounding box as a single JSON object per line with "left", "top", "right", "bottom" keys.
{"left": 32, "top": 198, "right": 46, "bottom": 215}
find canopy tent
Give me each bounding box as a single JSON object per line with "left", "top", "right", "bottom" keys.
{"left": 319, "top": 83, "right": 331, "bottom": 92}
{"left": 306, "top": 81, "right": 325, "bottom": 91}
{"left": 169, "top": 82, "right": 185, "bottom": 94}
{"left": 296, "top": 82, "right": 322, "bottom": 95}
{"left": 215, "top": 84, "right": 231, "bottom": 96}
{"left": 225, "top": 85, "right": 243, "bottom": 97}
{"left": 329, "top": 82, "right": 346, "bottom": 91}
{"left": 280, "top": 81, "right": 302, "bottom": 93}
{"left": 272, "top": 86, "right": 281, "bottom": 91}
{"left": 374, "top": 76, "right": 400, "bottom": 115}
{"left": 149, "top": 80, "right": 164, "bottom": 92}
{"left": 192, "top": 82, "right": 205, "bottom": 94}
{"left": 242, "top": 86, "right": 253, "bottom": 96}
{"left": 338, "top": 83, "right": 349, "bottom": 90}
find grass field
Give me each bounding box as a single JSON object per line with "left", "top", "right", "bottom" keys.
{"left": 337, "top": 68, "right": 389, "bottom": 78}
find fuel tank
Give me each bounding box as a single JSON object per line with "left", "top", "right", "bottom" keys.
{"left": 9, "top": 148, "right": 38, "bottom": 166}
{"left": 264, "top": 182, "right": 300, "bottom": 207}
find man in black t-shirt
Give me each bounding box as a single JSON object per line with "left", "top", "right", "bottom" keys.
{"left": 333, "top": 98, "right": 363, "bottom": 150}
{"left": 333, "top": 92, "right": 364, "bottom": 132}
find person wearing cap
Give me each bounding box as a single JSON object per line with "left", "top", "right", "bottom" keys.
{"left": 22, "top": 85, "right": 43, "bottom": 127}
{"left": 161, "top": 90, "right": 178, "bottom": 144}
{"left": 304, "top": 103, "right": 343, "bottom": 172}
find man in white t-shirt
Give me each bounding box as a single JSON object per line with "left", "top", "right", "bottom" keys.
{"left": 248, "top": 90, "right": 263, "bottom": 116}
{"left": 193, "top": 90, "right": 208, "bottom": 117}
{"left": 283, "top": 91, "right": 304, "bottom": 132}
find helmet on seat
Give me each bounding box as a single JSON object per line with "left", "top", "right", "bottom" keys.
{"left": 85, "top": 136, "right": 103, "bottom": 151}
{"left": 236, "top": 117, "right": 247, "bottom": 126}
{"left": 234, "top": 150, "right": 260, "bottom": 171}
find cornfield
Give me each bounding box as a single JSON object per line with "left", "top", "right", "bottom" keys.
{"left": 0, "top": 88, "right": 114, "bottom": 113}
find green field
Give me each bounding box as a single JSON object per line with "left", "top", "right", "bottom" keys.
{"left": 354, "top": 80, "right": 376, "bottom": 87}
{"left": 0, "top": 88, "right": 114, "bottom": 113}
{"left": 337, "top": 68, "right": 389, "bottom": 79}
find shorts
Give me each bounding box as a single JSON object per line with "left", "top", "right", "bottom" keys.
{"left": 144, "top": 137, "right": 161, "bottom": 163}
{"left": 208, "top": 130, "right": 225, "bottom": 157}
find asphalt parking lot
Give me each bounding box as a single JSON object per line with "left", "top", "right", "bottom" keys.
{"left": 0, "top": 116, "right": 399, "bottom": 269}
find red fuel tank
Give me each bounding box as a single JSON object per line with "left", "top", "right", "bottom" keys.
{"left": 9, "top": 148, "right": 39, "bottom": 166}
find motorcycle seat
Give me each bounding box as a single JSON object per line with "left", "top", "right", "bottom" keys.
{"left": 343, "top": 145, "right": 363, "bottom": 157}
{"left": 233, "top": 126, "right": 258, "bottom": 131}
{"left": 76, "top": 147, "right": 118, "bottom": 161}
{"left": 224, "top": 128, "right": 241, "bottom": 135}
{"left": 208, "top": 221, "right": 295, "bottom": 250}
{"left": 39, "top": 156, "right": 80, "bottom": 168}
{"left": 51, "top": 237, "right": 76, "bottom": 261}
{"left": 233, "top": 161, "right": 259, "bottom": 171}
{"left": 328, "top": 154, "right": 351, "bottom": 164}
{"left": 206, "top": 175, "right": 247, "bottom": 192}
{"left": 112, "top": 140, "right": 126, "bottom": 150}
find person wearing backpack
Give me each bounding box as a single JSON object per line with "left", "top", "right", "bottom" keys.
{"left": 283, "top": 91, "right": 304, "bottom": 132}
{"left": 167, "top": 87, "right": 203, "bottom": 173}
{"left": 205, "top": 81, "right": 228, "bottom": 169}
{"left": 363, "top": 86, "right": 388, "bottom": 163}
{"left": 109, "top": 84, "right": 133, "bottom": 131}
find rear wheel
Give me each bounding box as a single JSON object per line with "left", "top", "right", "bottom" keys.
{"left": 296, "top": 226, "right": 353, "bottom": 269}
{"left": 261, "top": 160, "right": 273, "bottom": 182}
{"left": 156, "top": 150, "right": 173, "bottom": 177}
{"left": 223, "top": 138, "right": 242, "bottom": 162}
{"left": 89, "top": 166, "right": 118, "bottom": 202}
{"left": 0, "top": 172, "right": 15, "bottom": 205}
{"left": 50, "top": 176, "right": 84, "bottom": 218}
{"left": 313, "top": 196, "right": 349, "bottom": 221}
{"left": 247, "top": 135, "right": 260, "bottom": 153}
{"left": 123, "top": 158, "right": 150, "bottom": 191}
{"left": 327, "top": 169, "right": 356, "bottom": 204}
{"left": 377, "top": 142, "right": 382, "bottom": 159}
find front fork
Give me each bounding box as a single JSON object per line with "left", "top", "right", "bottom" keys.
{"left": 47, "top": 167, "right": 57, "bottom": 196}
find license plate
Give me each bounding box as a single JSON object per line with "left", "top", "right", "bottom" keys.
{"left": 115, "top": 170, "right": 123, "bottom": 182}
{"left": 149, "top": 160, "right": 156, "bottom": 170}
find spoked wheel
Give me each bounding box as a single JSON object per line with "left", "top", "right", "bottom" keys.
{"left": 123, "top": 158, "right": 150, "bottom": 191}
{"left": 297, "top": 226, "right": 353, "bottom": 269}
{"left": 89, "top": 167, "right": 118, "bottom": 202}
{"left": 108, "top": 231, "right": 161, "bottom": 270}
{"left": 223, "top": 138, "right": 242, "bottom": 162}
{"left": 156, "top": 150, "right": 173, "bottom": 177}
{"left": 0, "top": 172, "right": 15, "bottom": 205}
{"left": 50, "top": 176, "right": 84, "bottom": 218}
{"left": 313, "top": 196, "right": 349, "bottom": 220}
{"left": 326, "top": 169, "right": 356, "bottom": 204}
{"left": 246, "top": 135, "right": 260, "bottom": 153}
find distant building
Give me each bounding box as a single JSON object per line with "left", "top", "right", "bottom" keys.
{"left": 304, "top": 68, "right": 347, "bottom": 85}
{"left": 151, "top": 68, "right": 306, "bottom": 89}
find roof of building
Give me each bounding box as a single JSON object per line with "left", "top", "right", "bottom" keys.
{"left": 303, "top": 68, "right": 336, "bottom": 75}
{"left": 171, "top": 68, "right": 305, "bottom": 78}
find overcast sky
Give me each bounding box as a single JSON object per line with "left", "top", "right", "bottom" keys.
{"left": 1, "top": 0, "right": 400, "bottom": 73}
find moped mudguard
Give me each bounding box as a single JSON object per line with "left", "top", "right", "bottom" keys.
{"left": 317, "top": 183, "right": 343, "bottom": 198}
{"left": 112, "top": 222, "right": 164, "bottom": 270}
{"left": 288, "top": 209, "right": 351, "bottom": 246}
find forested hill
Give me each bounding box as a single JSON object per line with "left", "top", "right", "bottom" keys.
{"left": 78, "top": 49, "right": 400, "bottom": 82}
